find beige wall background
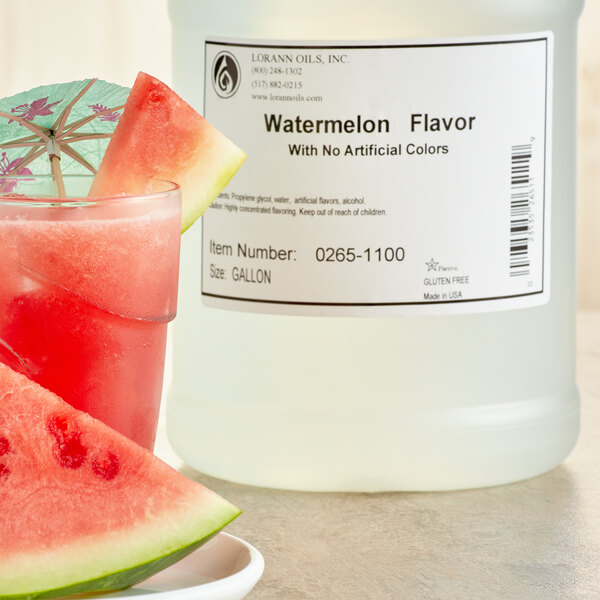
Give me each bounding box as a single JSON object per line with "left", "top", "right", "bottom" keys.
{"left": 0, "top": 0, "right": 598, "bottom": 308}
{"left": 578, "top": 0, "right": 600, "bottom": 308}
{"left": 0, "top": 0, "right": 172, "bottom": 93}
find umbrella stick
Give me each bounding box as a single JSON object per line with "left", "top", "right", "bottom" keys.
{"left": 50, "top": 154, "right": 66, "bottom": 198}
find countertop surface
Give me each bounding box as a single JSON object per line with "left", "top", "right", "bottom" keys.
{"left": 156, "top": 312, "right": 600, "bottom": 599}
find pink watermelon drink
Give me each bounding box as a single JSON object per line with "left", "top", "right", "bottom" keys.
{"left": 0, "top": 175, "right": 181, "bottom": 449}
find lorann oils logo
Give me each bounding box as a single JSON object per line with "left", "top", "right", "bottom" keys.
{"left": 212, "top": 51, "right": 241, "bottom": 98}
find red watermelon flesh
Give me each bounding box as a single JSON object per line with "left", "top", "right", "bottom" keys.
{"left": 0, "top": 363, "right": 240, "bottom": 599}
{"left": 90, "top": 72, "right": 246, "bottom": 232}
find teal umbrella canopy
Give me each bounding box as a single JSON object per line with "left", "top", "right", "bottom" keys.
{"left": 0, "top": 79, "right": 129, "bottom": 195}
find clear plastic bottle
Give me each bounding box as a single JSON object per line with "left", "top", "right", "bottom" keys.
{"left": 168, "top": 0, "right": 584, "bottom": 491}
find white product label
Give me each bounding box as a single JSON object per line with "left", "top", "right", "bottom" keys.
{"left": 202, "top": 34, "right": 552, "bottom": 316}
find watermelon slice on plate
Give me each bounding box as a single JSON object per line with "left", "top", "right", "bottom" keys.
{"left": 90, "top": 72, "right": 246, "bottom": 232}
{"left": 0, "top": 362, "right": 241, "bottom": 600}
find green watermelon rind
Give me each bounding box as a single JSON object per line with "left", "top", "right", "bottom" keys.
{"left": 1, "top": 511, "right": 240, "bottom": 600}
{"left": 179, "top": 136, "right": 246, "bottom": 233}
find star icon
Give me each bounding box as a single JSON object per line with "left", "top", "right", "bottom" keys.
{"left": 426, "top": 258, "right": 439, "bottom": 272}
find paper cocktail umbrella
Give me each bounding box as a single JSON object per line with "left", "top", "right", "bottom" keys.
{"left": 0, "top": 79, "right": 129, "bottom": 196}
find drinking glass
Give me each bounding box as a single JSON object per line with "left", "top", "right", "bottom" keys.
{"left": 0, "top": 175, "right": 181, "bottom": 450}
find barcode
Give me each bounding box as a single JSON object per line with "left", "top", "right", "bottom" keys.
{"left": 509, "top": 144, "right": 532, "bottom": 277}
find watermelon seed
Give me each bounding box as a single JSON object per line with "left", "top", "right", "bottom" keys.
{"left": 91, "top": 451, "right": 120, "bottom": 481}
{"left": 0, "top": 436, "right": 10, "bottom": 456}
{"left": 47, "top": 414, "right": 88, "bottom": 469}
{"left": 54, "top": 437, "right": 88, "bottom": 469}
{"left": 47, "top": 415, "right": 69, "bottom": 436}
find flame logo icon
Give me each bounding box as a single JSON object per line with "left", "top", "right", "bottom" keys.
{"left": 212, "top": 51, "right": 241, "bottom": 99}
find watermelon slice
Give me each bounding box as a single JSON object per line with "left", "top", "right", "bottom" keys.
{"left": 0, "top": 362, "right": 240, "bottom": 599}
{"left": 90, "top": 72, "right": 246, "bottom": 232}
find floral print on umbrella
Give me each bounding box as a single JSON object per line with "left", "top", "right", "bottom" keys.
{"left": 9, "top": 97, "right": 62, "bottom": 124}
{"left": 0, "top": 152, "right": 32, "bottom": 192}
{"left": 89, "top": 104, "right": 121, "bottom": 122}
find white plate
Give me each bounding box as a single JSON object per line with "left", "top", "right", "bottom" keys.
{"left": 102, "top": 533, "right": 264, "bottom": 600}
